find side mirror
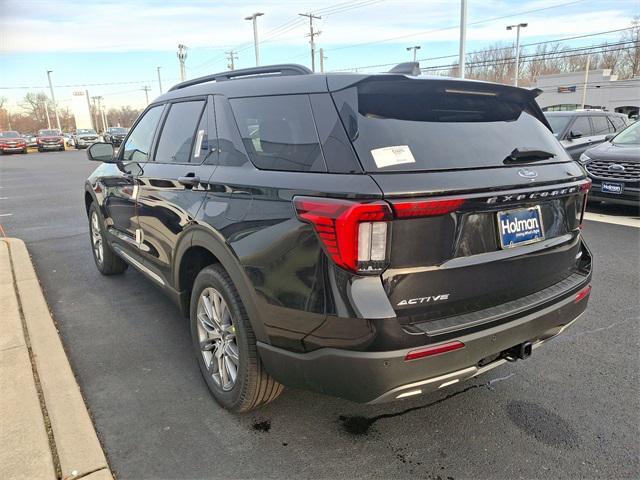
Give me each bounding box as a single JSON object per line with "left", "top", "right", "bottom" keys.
{"left": 569, "top": 130, "right": 582, "bottom": 139}
{"left": 87, "top": 142, "right": 116, "bottom": 163}
{"left": 604, "top": 133, "right": 615, "bottom": 142}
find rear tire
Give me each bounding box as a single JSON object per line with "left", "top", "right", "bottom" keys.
{"left": 88, "top": 202, "right": 128, "bottom": 275}
{"left": 190, "top": 264, "right": 283, "bottom": 412}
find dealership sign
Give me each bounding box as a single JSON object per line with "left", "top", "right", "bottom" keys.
{"left": 557, "top": 86, "right": 577, "bottom": 93}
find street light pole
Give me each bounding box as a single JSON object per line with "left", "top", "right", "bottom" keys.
{"left": 406, "top": 46, "right": 421, "bottom": 62}
{"left": 46, "top": 70, "right": 61, "bottom": 131}
{"left": 177, "top": 44, "right": 188, "bottom": 82}
{"left": 44, "top": 100, "right": 51, "bottom": 129}
{"left": 157, "top": 67, "right": 163, "bottom": 94}
{"left": 244, "top": 13, "right": 264, "bottom": 66}
{"left": 458, "top": 0, "right": 467, "bottom": 78}
{"left": 507, "top": 23, "right": 528, "bottom": 87}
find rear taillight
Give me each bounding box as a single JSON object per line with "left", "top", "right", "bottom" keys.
{"left": 391, "top": 198, "right": 465, "bottom": 218}
{"left": 293, "top": 197, "right": 392, "bottom": 274}
{"left": 579, "top": 180, "right": 592, "bottom": 229}
{"left": 575, "top": 284, "right": 592, "bottom": 303}
{"left": 405, "top": 341, "right": 465, "bottom": 361}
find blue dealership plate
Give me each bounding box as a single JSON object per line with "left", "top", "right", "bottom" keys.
{"left": 497, "top": 206, "right": 545, "bottom": 249}
{"left": 601, "top": 182, "right": 624, "bottom": 195}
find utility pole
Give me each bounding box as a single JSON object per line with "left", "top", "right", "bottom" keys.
{"left": 299, "top": 13, "right": 321, "bottom": 72}
{"left": 44, "top": 100, "right": 51, "bottom": 129}
{"left": 226, "top": 50, "right": 238, "bottom": 70}
{"left": 581, "top": 55, "right": 591, "bottom": 109}
{"left": 91, "top": 97, "right": 99, "bottom": 131}
{"left": 244, "top": 12, "right": 264, "bottom": 66}
{"left": 142, "top": 86, "right": 151, "bottom": 105}
{"left": 177, "top": 44, "right": 188, "bottom": 82}
{"left": 157, "top": 67, "right": 163, "bottom": 94}
{"left": 101, "top": 102, "right": 108, "bottom": 131}
{"left": 458, "top": 0, "right": 467, "bottom": 78}
{"left": 46, "top": 70, "right": 61, "bottom": 131}
{"left": 319, "top": 48, "right": 327, "bottom": 73}
{"left": 406, "top": 46, "right": 421, "bottom": 62}
{"left": 507, "top": 23, "right": 528, "bottom": 87}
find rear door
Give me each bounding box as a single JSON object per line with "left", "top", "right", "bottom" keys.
{"left": 136, "top": 96, "right": 217, "bottom": 284}
{"left": 562, "top": 115, "right": 595, "bottom": 160}
{"left": 330, "top": 76, "right": 589, "bottom": 326}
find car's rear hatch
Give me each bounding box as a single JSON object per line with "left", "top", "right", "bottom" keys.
{"left": 329, "top": 75, "right": 590, "bottom": 329}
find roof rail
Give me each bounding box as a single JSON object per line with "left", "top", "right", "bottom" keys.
{"left": 388, "top": 62, "right": 421, "bottom": 76}
{"left": 168, "top": 64, "right": 312, "bottom": 91}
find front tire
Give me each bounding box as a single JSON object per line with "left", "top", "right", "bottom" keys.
{"left": 88, "top": 202, "right": 128, "bottom": 275}
{"left": 190, "top": 264, "right": 282, "bottom": 412}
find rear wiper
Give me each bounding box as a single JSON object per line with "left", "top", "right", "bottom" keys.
{"left": 504, "top": 148, "right": 556, "bottom": 164}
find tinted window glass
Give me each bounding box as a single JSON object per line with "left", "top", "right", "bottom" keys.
{"left": 155, "top": 101, "right": 205, "bottom": 163}
{"left": 591, "top": 115, "right": 611, "bottom": 135}
{"left": 122, "top": 106, "right": 163, "bottom": 162}
{"left": 545, "top": 115, "right": 571, "bottom": 135}
{"left": 229, "top": 95, "right": 325, "bottom": 172}
{"left": 333, "top": 79, "right": 567, "bottom": 172}
{"left": 612, "top": 121, "right": 640, "bottom": 145}
{"left": 213, "top": 96, "right": 249, "bottom": 167}
{"left": 570, "top": 116, "right": 592, "bottom": 137}
{"left": 609, "top": 116, "right": 625, "bottom": 131}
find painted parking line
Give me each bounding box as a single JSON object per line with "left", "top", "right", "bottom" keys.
{"left": 0, "top": 213, "right": 13, "bottom": 217}
{"left": 583, "top": 212, "right": 640, "bottom": 228}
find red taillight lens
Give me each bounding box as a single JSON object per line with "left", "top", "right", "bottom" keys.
{"left": 293, "top": 197, "right": 392, "bottom": 274}
{"left": 579, "top": 180, "right": 591, "bottom": 229}
{"left": 391, "top": 198, "right": 465, "bottom": 218}
{"left": 575, "top": 284, "right": 592, "bottom": 303}
{"left": 405, "top": 341, "right": 465, "bottom": 361}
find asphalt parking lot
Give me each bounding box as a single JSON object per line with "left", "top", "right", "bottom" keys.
{"left": 1, "top": 150, "right": 638, "bottom": 480}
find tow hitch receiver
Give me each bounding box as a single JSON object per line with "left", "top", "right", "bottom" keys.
{"left": 504, "top": 341, "right": 533, "bottom": 361}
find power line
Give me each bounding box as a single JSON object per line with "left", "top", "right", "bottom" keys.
{"left": 324, "top": 0, "right": 590, "bottom": 53}
{"left": 332, "top": 27, "right": 636, "bottom": 72}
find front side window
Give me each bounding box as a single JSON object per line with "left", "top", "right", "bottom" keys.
{"left": 229, "top": 95, "right": 325, "bottom": 172}
{"left": 570, "top": 116, "right": 592, "bottom": 137}
{"left": 155, "top": 100, "right": 206, "bottom": 163}
{"left": 122, "top": 105, "right": 163, "bottom": 162}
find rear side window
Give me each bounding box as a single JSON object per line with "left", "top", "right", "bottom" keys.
{"left": 609, "top": 115, "right": 625, "bottom": 131}
{"left": 229, "top": 95, "right": 325, "bottom": 172}
{"left": 332, "top": 78, "right": 567, "bottom": 172}
{"left": 122, "top": 105, "right": 163, "bottom": 162}
{"left": 591, "top": 115, "right": 612, "bottom": 135}
{"left": 155, "top": 100, "right": 206, "bottom": 163}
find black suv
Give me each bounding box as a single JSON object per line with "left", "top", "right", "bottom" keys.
{"left": 84, "top": 64, "right": 593, "bottom": 412}
{"left": 103, "top": 127, "right": 128, "bottom": 146}
{"left": 544, "top": 110, "right": 629, "bottom": 161}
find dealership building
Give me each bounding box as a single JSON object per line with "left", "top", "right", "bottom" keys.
{"left": 532, "top": 69, "right": 639, "bottom": 117}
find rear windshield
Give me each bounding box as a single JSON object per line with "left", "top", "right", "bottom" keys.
{"left": 77, "top": 129, "right": 96, "bottom": 134}
{"left": 332, "top": 78, "right": 566, "bottom": 172}
{"left": 39, "top": 130, "right": 60, "bottom": 136}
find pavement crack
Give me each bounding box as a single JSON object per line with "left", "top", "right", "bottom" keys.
{"left": 63, "top": 466, "right": 108, "bottom": 480}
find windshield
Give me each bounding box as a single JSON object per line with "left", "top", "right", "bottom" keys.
{"left": 332, "top": 78, "right": 566, "bottom": 172}
{"left": 77, "top": 129, "right": 97, "bottom": 134}
{"left": 39, "top": 129, "right": 60, "bottom": 136}
{"left": 109, "top": 127, "right": 127, "bottom": 133}
{"left": 0, "top": 131, "right": 20, "bottom": 138}
{"left": 544, "top": 114, "right": 572, "bottom": 135}
{"left": 612, "top": 121, "right": 640, "bottom": 145}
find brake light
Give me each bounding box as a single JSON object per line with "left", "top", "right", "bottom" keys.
{"left": 293, "top": 197, "right": 392, "bottom": 274}
{"left": 391, "top": 198, "right": 465, "bottom": 218}
{"left": 579, "top": 180, "right": 591, "bottom": 229}
{"left": 405, "top": 341, "right": 465, "bottom": 361}
{"left": 575, "top": 285, "right": 591, "bottom": 303}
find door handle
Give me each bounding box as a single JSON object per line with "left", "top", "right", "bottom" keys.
{"left": 178, "top": 175, "right": 200, "bottom": 187}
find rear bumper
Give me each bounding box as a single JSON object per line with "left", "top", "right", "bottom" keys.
{"left": 258, "top": 274, "right": 591, "bottom": 404}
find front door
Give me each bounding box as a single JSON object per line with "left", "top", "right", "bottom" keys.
{"left": 136, "top": 96, "right": 217, "bottom": 284}
{"left": 102, "top": 104, "right": 164, "bottom": 251}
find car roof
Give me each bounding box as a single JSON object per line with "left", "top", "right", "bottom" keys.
{"left": 545, "top": 110, "right": 623, "bottom": 117}
{"left": 153, "top": 63, "right": 541, "bottom": 104}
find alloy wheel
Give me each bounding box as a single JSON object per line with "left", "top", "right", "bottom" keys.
{"left": 196, "top": 287, "right": 240, "bottom": 391}
{"left": 90, "top": 211, "right": 104, "bottom": 266}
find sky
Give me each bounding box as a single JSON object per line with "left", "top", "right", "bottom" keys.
{"left": 1, "top": 0, "right": 638, "bottom": 112}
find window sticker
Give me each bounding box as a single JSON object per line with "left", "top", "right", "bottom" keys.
{"left": 193, "top": 129, "right": 205, "bottom": 158}
{"left": 371, "top": 145, "right": 416, "bottom": 168}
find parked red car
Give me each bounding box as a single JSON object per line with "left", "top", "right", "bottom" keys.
{"left": 0, "top": 131, "right": 28, "bottom": 154}
{"left": 36, "top": 129, "right": 65, "bottom": 152}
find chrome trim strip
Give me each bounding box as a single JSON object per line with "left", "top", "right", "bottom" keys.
{"left": 114, "top": 247, "right": 165, "bottom": 286}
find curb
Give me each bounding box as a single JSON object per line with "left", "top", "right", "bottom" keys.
{"left": 1, "top": 238, "right": 113, "bottom": 480}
